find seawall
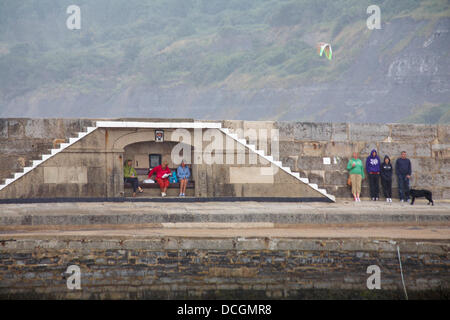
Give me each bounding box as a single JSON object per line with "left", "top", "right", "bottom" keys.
{"left": 0, "top": 236, "right": 448, "bottom": 299}
{"left": 1, "top": 118, "right": 448, "bottom": 199}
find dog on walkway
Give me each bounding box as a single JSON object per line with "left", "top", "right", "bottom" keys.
{"left": 409, "top": 189, "right": 434, "bottom": 206}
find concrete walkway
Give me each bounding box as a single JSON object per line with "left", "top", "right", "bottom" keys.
{"left": 1, "top": 224, "right": 449, "bottom": 241}
{"left": 0, "top": 200, "right": 449, "bottom": 241}
{"left": 0, "top": 200, "right": 449, "bottom": 226}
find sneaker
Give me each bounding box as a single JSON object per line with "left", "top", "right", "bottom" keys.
{"left": 371, "top": 198, "right": 375, "bottom": 201}
{"left": 375, "top": 197, "right": 379, "bottom": 201}
{"left": 182, "top": 193, "right": 185, "bottom": 197}
{"left": 386, "top": 198, "right": 389, "bottom": 202}
{"left": 357, "top": 198, "right": 361, "bottom": 202}
{"left": 400, "top": 199, "right": 404, "bottom": 203}
{"left": 161, "top": 192, "right": 166, "bottom": 197}
{"left": 390, "top": 198, "right": 393, "bottom": 202}
{"left": 179, "top": 193, "right": 183, "bottom": 197}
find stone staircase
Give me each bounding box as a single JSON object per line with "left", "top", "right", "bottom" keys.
{"left": 0, "top": 126, "right": 98, "bottom": 192}
{"left": 219, "top": 128, "right": 335, "bottom": 202}
{"left": 0, "top": 121, "right": 336, "bottom": 202}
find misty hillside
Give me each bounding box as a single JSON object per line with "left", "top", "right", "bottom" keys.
{"left": 0, "top": 0, "right": 449, "bottom": 123}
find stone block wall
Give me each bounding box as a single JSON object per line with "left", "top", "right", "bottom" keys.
{"left": 225, "top": 121, "right": 450, "bottom": 200}
{"left": 1, "top": 119, "right": 448, "bottom": 200}
{"left": 0, "top": 119, "right": 95, "bottom": 184}
{"left": 0, "top": 237, "right": 447, "bottom": 299}
{"left": 0, "top": 124, "right": 328, "bottom": 200}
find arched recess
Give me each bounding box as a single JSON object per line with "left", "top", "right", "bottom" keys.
{"left": 110, "top": 129, "right": 196, "bottom": 197}
{"left": 112, "top": 129, "right": 194, "bottom": 152}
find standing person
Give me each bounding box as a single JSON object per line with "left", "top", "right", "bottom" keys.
{"left": 366, "top": 149, "right": 381, "bottom": 201}
{"left": 177, "top": 160, "right": 191, "bottom": 197}
{"left": 347, "top": 152, "right": 365, "bottom": 202}
{"left": 380, "top": 155, "right": 393, "bottom": 202}
{"left": 148, "top": 159, "right": 171, "bottom": 197}
{"left": 395, "top": 151, "right": 412, "bottom": 202}
{"left": 123, "top": 159, "right": 143, "bottom": 197}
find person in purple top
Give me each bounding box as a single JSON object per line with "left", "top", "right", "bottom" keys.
{"left": 366, "top": 149, "right": 381, "bottom": 201}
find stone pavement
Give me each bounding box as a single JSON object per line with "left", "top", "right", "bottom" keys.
{"left": 2, "top": 225, "right": 449, "bottom": 241}
{"left": 0, "top": 200, "right": 448, "bottom": 241}
{"left": 0, "top": 199, "right": 449, "bottom": 226}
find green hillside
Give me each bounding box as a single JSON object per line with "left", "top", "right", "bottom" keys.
{"left": 0, "top": 0, "right": 449, "bottom": 122}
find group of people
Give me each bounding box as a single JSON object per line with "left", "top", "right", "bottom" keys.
{"left": 123, "top": 159, "right": 191, "bottom": 197}
{"left": 124, "top": 150, "right": 413, "bottom": 201}
{"left": 347, "top": 150, "right": 412, "bottom": 202}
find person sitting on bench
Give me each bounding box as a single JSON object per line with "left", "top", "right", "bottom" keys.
{"left": 123, "top": 159, "right": 143, "bottom": 197}
{"left": 148, "top": 159, "right": 171, "bottom": 197}
{"left": 177, "top": 160, "right": 190, "bottom": 197}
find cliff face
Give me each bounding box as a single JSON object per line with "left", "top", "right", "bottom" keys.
{"left": 1, "top": 16, "right": 449, "bottom": 123}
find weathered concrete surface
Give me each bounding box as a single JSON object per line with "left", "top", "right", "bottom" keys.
{"left": 0, "top": 233, "right": 448, "bottom": 299}
{"left": 0, "top": 201, "right": 448, "bottom": 299}
{"left": 227, "top": 120, "right": 450, "bottom": 199}
{"left": 1, "top": 225, "right": 449, "bottom": 240}
{"left": 1, "top": 119, "right": 449, "bottom": 200}
{"left": 0, "top": 119, "right": 95, "bottom": 183}
{"left": 0, "top": 201, "right": 449, "bottom": 227}
{"left": 0, "top": 123, "right": 329, "bottom": 200}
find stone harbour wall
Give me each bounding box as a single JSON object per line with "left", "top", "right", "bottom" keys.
{"left": 0, "top": 237, "right": 448, "bottom": 299}
{"left": 225, "top": 121, "right": 450, "bottom": 199}
{"left": 0, "top": 119, "right": 95, "bottom": 184}
{"left": 0, "top": 119, "right": 449, "bottom": 199}
{"left": 0, "top": 120, "right": 327, "bottom": 200}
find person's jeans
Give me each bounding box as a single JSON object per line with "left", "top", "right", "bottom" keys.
{"left": 397, "top": 174, "right": 410, "bottom": 201}
{"left": 381, "top": 177, "right": 392, "bottom": 198}
{"left": 368, "top": 173, "right": 380, "bottom": 198}
{"left": 124, "top": 177, "right": 139, "bottom": 193}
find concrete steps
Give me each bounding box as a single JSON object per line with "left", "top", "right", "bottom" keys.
{"left": 0, "top": 126, "right": 99, "bottom": 192}
{"left": 219, "top": 128, "right": 336, "bottom": 202}
{"left": 0, "top": 121, "right": 335, "bottom": 202}
{"left": 0, "top": 201, "right": 448, "bottom": 227}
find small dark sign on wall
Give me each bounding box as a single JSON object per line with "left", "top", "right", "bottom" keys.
{"left": 155, "top": 130, "right": 164, "bottom": 142}
{"left": 149, "top": 154, "right": 161, "bottom": 168}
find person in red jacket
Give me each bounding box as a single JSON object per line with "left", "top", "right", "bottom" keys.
{"left": 148, "top": 159, "right": 171, "bottom": 197}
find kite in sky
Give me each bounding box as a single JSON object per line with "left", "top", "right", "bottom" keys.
{"left": 317, "top": 42, "right": 332, "bottom": 60}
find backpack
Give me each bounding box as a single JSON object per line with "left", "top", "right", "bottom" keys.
{"left": 169, "top": 171, "right": 178, "bottom": 183}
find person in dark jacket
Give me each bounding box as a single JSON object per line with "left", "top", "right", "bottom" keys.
{"left": 366, "top": 149, "right": 381, "bottom": 201}
{"left": 395, "top": 151, "right": 412, "bottom": 202}
{"left": 380, "top": 155, "right": 393, "bottom": 202}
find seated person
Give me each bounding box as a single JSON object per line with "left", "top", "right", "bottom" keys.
{"left": 148, "top": 159, "right": 171, "bottom": 197}
{"left": 123, "top": 159, "right": 143, "bottom": 197}
{"left": 176, "top": 160, "right": 190, "bottom": 197}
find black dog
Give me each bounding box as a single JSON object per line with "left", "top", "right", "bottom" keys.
{"left": 409, "top": 189, "right": 434, "bottom": 206}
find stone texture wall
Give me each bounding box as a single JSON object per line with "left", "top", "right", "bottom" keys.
{"left": 0, "top": 124, "right": 326, "bottom": 200}
{"left": 1, "top": 119, "right": 448, "bottom": 200}
{"left": 0, "top": 237, "right": 448, "bottom": 299}
{"left": 225, "top": 121, "right": 450, "bottom": 199}
{"left": 0, "top": 119, "right": 95, "bottom": 184}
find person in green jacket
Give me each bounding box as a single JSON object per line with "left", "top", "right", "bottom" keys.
{"left": 124, "top": 159, "right": 143, "bottom": 197}
{"left": 347, "top": 152, "right": 365, "bottom": 202}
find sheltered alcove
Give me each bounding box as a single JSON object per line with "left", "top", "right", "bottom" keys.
{"left": 122, "top": 140, "right": 195, "bottom": 197}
